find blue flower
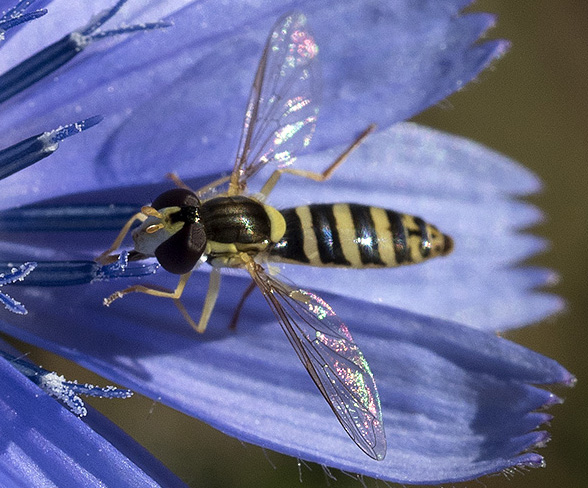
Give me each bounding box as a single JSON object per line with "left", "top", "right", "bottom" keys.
{"left": 0, "top": 340, "right": 186, "bottom": 485}
{"left": 0, "top": 2, "right": 184, "bottom": 485}
{"left": 0, "top": 0, "right": 573, "bottom": 484}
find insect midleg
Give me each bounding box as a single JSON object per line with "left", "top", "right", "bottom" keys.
{"left": 192, "top": 267, "right": 222, "bottom": 334}
{"left": 258, "top": 124, "right": 376, "bottom": 199}
{"left": 95, "top": 211, "right": 148, "bottom": 264}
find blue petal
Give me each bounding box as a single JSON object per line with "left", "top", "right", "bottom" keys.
{"left": 0, "top": 275, "right": 571, "bottom": 483}
{"left": 0, "top": 344, "right": 187, "bottom": 487}
{"left": 0, "top": 123, "right": 560, "bottom": 330}
{"left": 0, "top": 1, "right": 569, "bottom": 483}
{"left": 0, "top": 0, "right": 506, "bottom": 208}
{"left": 259, "top": 123, "right": 560, "bottom": 330}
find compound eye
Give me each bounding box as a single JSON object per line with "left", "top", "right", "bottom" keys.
{"left": 152, "top": 188, "right": 199, "bottom": 210}
{"left": 154, "top": 222, "right": 207, "bottom": 274}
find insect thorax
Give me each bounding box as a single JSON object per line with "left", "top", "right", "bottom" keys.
{"left": 201, "top": 196, "right": 286, "bottom": 266}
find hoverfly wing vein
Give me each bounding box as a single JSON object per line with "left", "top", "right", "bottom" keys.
{"left": 248, "top": 267, "right": 386, "bottom": 460}
{"left": 231, "top": 12, "right": 320, "bottom": 191}
{"left": 233, "top": 28, "right": 268, "bottom": 176}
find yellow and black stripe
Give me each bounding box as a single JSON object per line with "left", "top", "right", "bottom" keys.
{"left": 269, "top": 203, "right": 453, "bottom": 268}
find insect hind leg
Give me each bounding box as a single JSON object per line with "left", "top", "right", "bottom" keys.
{"left": 259, "top": 124, "right": 376, "bottom": 198}
{"left": 228, "top": 281, "right": 256, "bottom": 330}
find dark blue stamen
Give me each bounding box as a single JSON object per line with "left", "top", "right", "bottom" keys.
{"left": 89, "top": 21, "right": 172, "bottom": 40}
{"left": 0, "top": 33, "right": 85, "bottom": 103}
{"left": 0, "top": 290, "right": 26, "bottom": 313}
{"left": 0, "top": 9, "right": 46, "bottom": 32}
{"left": 0, "top": 252, "right": 158, "bottom": 287}
{"left": 0, "top": 261, "right": 35, "bottom": 284}
{"left": 0, "top": 202, "right": 137, "bottom": 231}
{"left": 0, "top": 262, "right": 35, "bottom": 313}
{"left": 0, "top": 1, "right": 46, "bottom": 33}
{"left": 49, "top": 114, "right": 103, "bottom": 142}
{"left": 0, "top": 293, "right": 27, "bottom": 315}
{"left": 0, "top": 115, "right": 102, "bottom": 180}
{"left": 3, "top": 0, "right": 39, "bottom": 18}
{"left": 6, "top": 261, "right": 98, "bottom": 286}
{"left": 93, "top": 250, "right": 159, "bottom": 281}
{"left": 0, "top": 0, "right": 170, "bottom": 104}
{"left": 1, "top": 351, "right": 133, "bottom": 416}
{"left": 78, "top": 0, "right": 129, "bottom": 36}
{"left": 79, "top": 0, "right": 171, "bottom": 40}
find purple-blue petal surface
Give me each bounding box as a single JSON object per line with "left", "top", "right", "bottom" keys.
{"left": 0, "top": 0, "right": 571, "bottom": 484}
{"left": 0, "top": 0, "right": 506, "bottom": 208}
{"left": 0, "top": 275, "right": 571, "bottom": 484}
{"left": 0, "top": 346, "right": 187, "bottom": 487}
{"left": 0, "top": 123, "right": 561, "bottom": 330}
{"left": 262, "top": 123, "right": 560, "bottom": 330}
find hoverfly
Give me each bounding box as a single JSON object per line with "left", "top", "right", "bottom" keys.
{"left": 97, "top": 12, "right": 453, "bottom": 461}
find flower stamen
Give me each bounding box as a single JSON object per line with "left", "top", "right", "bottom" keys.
{"left": 0, "top": 202, "right": 137, "bottom": 231}
{"left": 1, "top": 351, "right": 133, "bottom": 416}
{"left": 0, "top": 262, "right": 36, "bottom": 314}
{"left": 0, "top": 1, "right": 47, "bottom": 35}
{"left": 0, "top": 115, "right": 102, "bottom": 180}
{"left": 0, "top": 0, "right": 171, "bottom": 103}
{"left": 0, "top": 252, "right": 158, "bottom": 287}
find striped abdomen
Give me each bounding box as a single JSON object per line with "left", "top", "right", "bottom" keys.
{"left": 269, "top": 203, "right": 453, "bottom": 268}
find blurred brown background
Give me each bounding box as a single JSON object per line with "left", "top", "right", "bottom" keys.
{"left": 19, "top": 1, "right": 587, "bottom": 487}
{"left": 414, "top": 1, "right": 587, "bottom": 487}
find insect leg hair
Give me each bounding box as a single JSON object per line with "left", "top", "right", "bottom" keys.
{"left": 258, "top": 124, "right": 376, "bottom": 198}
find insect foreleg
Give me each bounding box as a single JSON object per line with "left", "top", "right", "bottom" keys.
{"left": 258, "top": 124, "right": 376, "bottom": 198}
{"left": 103, "top": 271, "right": 198, "bottom": 325}
{"left": 165, "top": 172, "right": 194, "bottom": 191}
{"left": 103, "top": 272, "right": 190, "bottom": 304}
{"left": 95, "top": 211, "right": 148, "bottom": 264}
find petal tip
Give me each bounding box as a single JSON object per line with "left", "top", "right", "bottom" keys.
{"left": 495, "top": 39, "right": 511, "bottom": 57}
{"left": 561, "top": 373, "right": 577, "bottom": 388}
{"left": 516, "top": 452, "right": 546, "bottom": 469}
{"left": 542, "top": 392, "right": 563, "bottom": 408}
{"left": 531, "top": 430, "right": 551, "bottom": 449}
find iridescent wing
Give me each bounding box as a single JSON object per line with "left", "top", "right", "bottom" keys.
{"left": 230, "top": 12, "right": 320, "bottom": 191}
{"left": 248, "top": 265, "right": 387, "bottom": 460}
